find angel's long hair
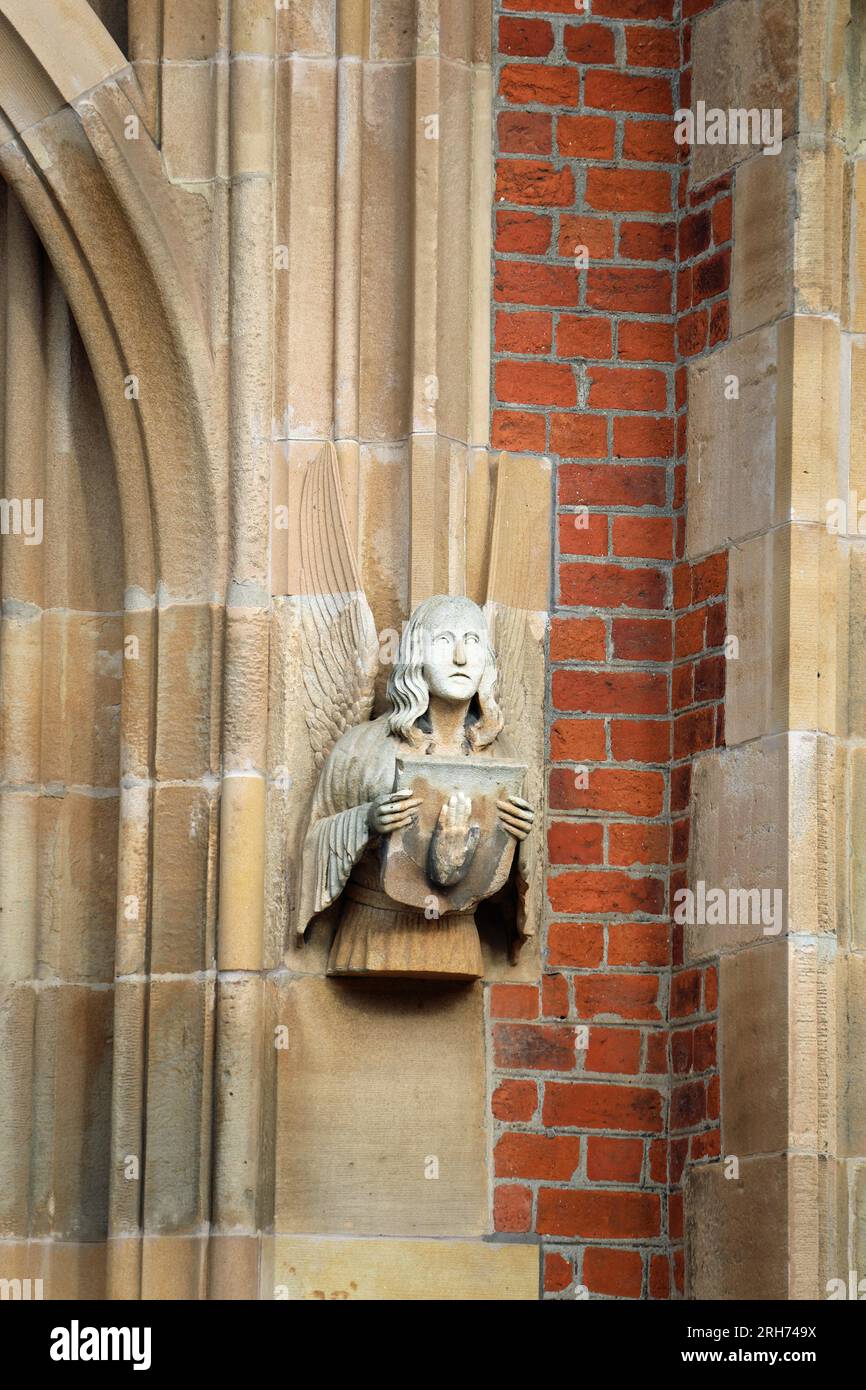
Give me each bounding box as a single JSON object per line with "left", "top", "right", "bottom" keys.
{"left": 386, "top": 595, "right": 503, "bottom": 752}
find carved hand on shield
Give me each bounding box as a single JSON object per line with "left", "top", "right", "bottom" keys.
{"left": 496, "top": 794, "right": 535, "bottom": 842}
{"left": 427, "top": 791, "right": 481, "bottom": 888}
{"left": 368, "top": 787, "right": 422, "bottom": 835}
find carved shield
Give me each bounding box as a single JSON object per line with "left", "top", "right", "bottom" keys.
{"left": 380, "top": 754, "right": 527, "bottom": 913}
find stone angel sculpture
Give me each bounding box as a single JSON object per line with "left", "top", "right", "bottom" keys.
{"left": 292, "top": 444, "right": 546, "bottom": 981}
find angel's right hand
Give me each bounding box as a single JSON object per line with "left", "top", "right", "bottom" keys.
{"left": 368, "top": 788, "right": 422, "bottom": 836}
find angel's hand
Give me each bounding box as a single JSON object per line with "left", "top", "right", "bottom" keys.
{"left": 428, "top": 792, "right": 480, "bottom": 887}
{"left": 496, "top": 794, "right": 535, "bottom": 842}
{"left": 368, "top": 787, "right": 422, "bottom": 836}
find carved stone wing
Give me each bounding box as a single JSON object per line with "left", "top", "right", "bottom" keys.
{"left": 484, "top": 451, "right": 553, "bottom": 947}
{"left": 298, "top": 442, "right": 379, "bottom": 770}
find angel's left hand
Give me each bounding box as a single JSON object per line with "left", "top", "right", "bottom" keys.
{"left": 496, "top": 794, "right": 535, "bottom": 841}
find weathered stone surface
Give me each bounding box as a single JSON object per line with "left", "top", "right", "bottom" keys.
{"left": 686, "top": 325, "right": 778, "bottom": 557}
{"left": 274, "top": 977, "right": 487, "bottom": 1236}
{"left": 732, "top": 141, "right": 796, "bottom": 337}
{"left": 685, "top": 1156, "right": 788, "bottom": 1299}
{"left": 690, "top": 0, "right": 798, "bottom": 185}
{"left": 721, "top": 941, "right": 789, "bottom": 1156}
{"left": 265, "top": 1233, "right": 539, "bottom": 1300}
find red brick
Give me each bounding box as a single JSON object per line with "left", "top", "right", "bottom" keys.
{"left": 496, "top": 159, "right": 574, "bottom": 208}
{"left": 559, "top": 462, "right": 666, "bottom": 508}
{"left": 625, "top": 24, "right": 679, "bottom": 68}
{"left": 495, "top": 259, "right": 578, "bottom": 306}
{"left": 573, "top": 973, "right": 661, "bottom": 1022}
{"left": 550, "top": 615, "right": 606, "bottom": 661}
{"left": 618, "top": 320, "right": 676, "bottom": 363}
{"left": 495, "top": 1132, "right": 581, "bottom": 1180}
{"left": 646, "top": 1031, "right": 668, "bottom": 1073}
{"left": 707, "top": 1074, "right": 720, "bottom": 1120}
{"left": 691, "top": 550, "right": 727, "bottom": 601}
{"left": 673, "top": 706, "right": 714, "bottom": 757}
{"left": 498, "top": 110, "right": 552, "bottom": 155}
{"left": 557, "top": 113, "right": 616, "bottom": 160}
{"left": 674, "top": 607, "right": 705, "bottom": 657}
{"left": 587, "top": 266, "right": 672, "bottom": 313}
{"left": 671, "top": 662, "right": 693, "bottom": 710}
{"left": 693, "top": 249, "right": 730, "bottom": 301}
{"left": 694, "top": 1021, "right": 716, "bottom": 1072}
{"left": 494, "top": 1184, "right": 532, "bottom": 1233}
{"left": 557, "top": 316, "right": 613, "bottom": 367}
{"left": 712, "top": 194, "right": 733, "bottom": 244}
{"left": 548, "top": 821, "right": 604, "bottom": 866}
{"left": 499, "top": 15, "right": 554, "bottom": 56}
{"left": 492, "top": 409, "right": 545, "bottom": 452}
{"left": 593, "top": 0, "right": 674, "bottom": 18}
{"left": 670, "top": 968, "right": 701, "bottom": 1019}
{"left": 669, "top": 1136, "right": 688, "bottom": 1183}
{"left": 558, "top": 214, "right": 615, "bottom": 259}
{"left": 614, "top": 415, "right": 675, "bottom": 459}
{"left": 492, "top": 1079, "right": 537, "bottom": 1123}
{"left": 649, "top": 1253, "right": 670, "bottom": 1299}
{"left": 549, "top": 870, "right": 664, "bottom": 916}
{"left": 612, "top": 616, "right": 671, "bottom": 662}
{"left": 704, "top": 965, "right": 718, "bottom": 1012}
{"left": 547, "top": 922, "right": 605, "bottom": 970}
{"left": 550, "top": 413, "right": 607, "bottom": 457}
{"left": 494, "top": 1022, "right": 575, "bottom": 1071}
{"left": 544, "top": 1079, "right": 663, "bottom": 1131}
{"left": 500, "top": 63, "right": 580, "bottom": 106}
{"left": 691, "top": 1128, "right": 721, "bottom": 1161}
{"left": 495, "top": 210, "right": 551, "bottom": 255}
{"left": 677, "top": 265, "right": 693, "bottom": 311}
{"left": 671, "top": 1027, "right": 693, "bottom": 1074}
{"left": 544, "top": 1252, "right": 572, "bottom": 1293}
{"left": 549, "top": 765, "right": 665, "bottom": 817}
{"left": 586, "top": 167, "right": 672, "bottom": 214}
{"left": 558, "top": 510, "right": 607, "bottom": 558}
{"left": 649, "top": 1137, "right": 668, "bottom": 1183}
{"left": 695, "top": 653, "right": 725, "bottom": 702}
{"left": 588, "top": 366, "right": 667, "bottom": 411}
{"left": 495, "top": 309, "right": 552, "bottom": 355}
{"left": 554, "top": 667, "right": 666, "bottom": 715}
{"left": 613, "top": 513, "right": 673, "bottom": 558}
{"left": 490, "top": 983, "right": 539, "bottom": 1020}
{"left": 559, "top": 561, "right": 666, "bottom": 611}
{"left": 671, "top": 1079, "right": 706, "bottom": 1130}
{"left": 705, "top": 600, "right": 727, "bottom": 647}
{"left": 586, "top": 1026, "right": 642, "bottom": 1074}
{"left": 564, "top": 22, "right": 616, "bottom": 64}
{"left": 587, "top": 1136, "right": 644, "bottom": 1183}
{"left": 622, "top": 117, "right": 679, "bottom": 163}
{"left": 610, "top": 717, "right": 670, "bottom": 762}
{"left": 542, "top": 973, "right": 570, "bottom": 1018}
{"left": 608, "top": 825, "right": 670, "bottom": 870}
{"left": 584, "top": 1246, "right": 643, "bottom": 1297}
{"left": 670, "top": 1190, "right": 683, "bottom": 1239}
{"left": 679, "top": 209, "right": 711, "bottom": 260}
{"left": 619, "top": 219, "right": 676, "bottom": 261}
{"left": 585, "top": 71, "right": 673, "bottom": 115}
{"left": 678, "top": 306, "right": 708, "bottom": 356}
{"left": 709, "top": 298, "right": 730, "bottom": 346}
{"left": 497, "top": 359, "right": 576, "bottom": 407}
{"left": 550, "top": 718, "right": 606, "bottom": 762}
{"left": 538, "top": 1187, "right": 660, "bottom": 1239}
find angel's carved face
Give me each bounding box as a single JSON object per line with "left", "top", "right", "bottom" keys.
{"left": 421, "top": 602, "right": 487, "bottom": 703}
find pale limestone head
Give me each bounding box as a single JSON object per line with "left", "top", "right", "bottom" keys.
{"left": 386, "top": 595, "right": 503, "bottom": 751}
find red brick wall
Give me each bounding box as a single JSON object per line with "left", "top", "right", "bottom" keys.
{"left": 489, "top": 0, "right": 728, "bottom": 1299}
